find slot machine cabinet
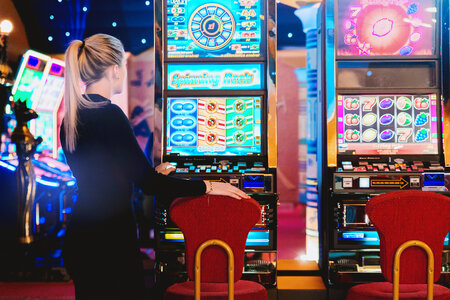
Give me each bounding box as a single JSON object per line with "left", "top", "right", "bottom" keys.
{"left": 0, "top": 51, "right": 76, "bottom": 274}
{"left": 313, "top": 0, "right": 450, "bottom": 293}
{"left": 154, "top": 0, "right": 278, "bottom": 289}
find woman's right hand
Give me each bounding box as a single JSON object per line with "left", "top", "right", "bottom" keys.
{"left": 204, "top": 181, "right": 250, "bottom": 200}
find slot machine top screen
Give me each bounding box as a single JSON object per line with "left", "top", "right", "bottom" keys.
{"left": 12, "top": 51, "right": 50, "bottom": 105}
{"left": 166, "top": 0, "right": 264, "bottom": 59}
{"left": 337, "top": 0, "right": 437, "bottom": 57}
{"left": 337, "top": 94, "right": 439, "bottom": 155}
{"left": 165, "top": 96, "right": 263, "bottom": 157}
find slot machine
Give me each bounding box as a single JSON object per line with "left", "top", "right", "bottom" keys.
{"left": 0, "top": 51, "right": 75, "bottom": 269}
{"left": 312, "top": 0, "right": 450, "bottom": 292}
{"left": 154, "top": 0, "right": 277, "bottom": 288}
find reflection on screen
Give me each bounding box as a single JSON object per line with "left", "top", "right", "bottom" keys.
{"left": 166, "top": 0, "right": 263, "bottom": 58}
{"left": 337, "top": 0, "right": 437, "bottom": 56}
{"left": 337, "top": 94, "right": 438, "bottom": 155}
{"left": 165, "top": 97, "right": 262, "bottom": 156}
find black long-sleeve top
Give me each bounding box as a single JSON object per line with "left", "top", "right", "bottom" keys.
{"left": 60, "top": 94, "right": 205, "bottom": 248}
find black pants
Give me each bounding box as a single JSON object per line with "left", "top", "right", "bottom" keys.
{"left": 63, "top": 234, "right": 146, "bottom": 300}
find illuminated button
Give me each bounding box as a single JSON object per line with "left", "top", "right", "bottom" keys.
{"left": 343, "top": 177, "right": 353, "bottom": 188}
{"left": 211, "top": 166, "right": 217, "bottom": 171}
{"left": 217, "top": 169, "right": 222, "bottom": 173}
{"left": 222, "top": 166, "right": 228, "bottom": 171}
{"left": 251, "top": 167, "right": 266, "bottom": 171}
{"left": 229, "top": 169, "right": 233, "bottom": 173}
{"left": 189, "top": 166, "right": 195, "bottom": 171}
{"left": 206, "top": 169, "right": 211, "bottom": 173}
{"left": 233, "top": 166, "right": 239, "bottom": 171}
{"left": 200, "top": 166, "right": 206, "bottom": 171}
{"left": 195, "top": 169, "right": 200, "bottom": 173}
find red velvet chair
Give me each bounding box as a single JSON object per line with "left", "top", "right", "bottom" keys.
{"left": 164, "top": 195, "right": 268, "bottom": 300}
{"left": 346, "top": 190, "right": 450, "bottom": 300}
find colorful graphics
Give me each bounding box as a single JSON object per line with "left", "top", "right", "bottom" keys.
{"left": 32, "top": 60, "right": 65, "bottom": 155}
{"left": 167, "top": 63, "right": 263, "bottom": 90}
{"left": 166, "top": 97, "right": 262, "bottom": 156}
{"left": 12, "top": 50, "right": 51, "bottom": 107}
{"left": 337, "top": 94, "right": 438, "bottom": 155}
{"left": 337, "top": 0, "right": 436, "bottom": 56}
{"left": 166, "top": 0, "right": 263, "bottom": 58}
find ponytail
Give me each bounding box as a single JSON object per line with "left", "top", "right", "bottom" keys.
{"left": 63, "top": 34, "right": 124, "bottom": 152}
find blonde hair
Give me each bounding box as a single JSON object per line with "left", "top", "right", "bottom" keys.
{"left": 64, "top": 33, "right": 124, "bottom": 152}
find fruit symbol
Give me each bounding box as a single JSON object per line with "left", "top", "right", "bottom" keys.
{"left": 379, "top": 114, "right": 394, "bottom": 125}
{"left": 207, "top": 101, "right": 218, "bottom": 113}
{"left": 396, "top": 96, "right": 412, "bottom": 110}
{"left": 379, "top": 98, "right": 393, "bottom": 109}
{"left": 362, "top": 128, "right": 377, "bottom": 142}
{"left": 362, "top": 113, "right": 377, "bottom": 126}
{"left": 233, "top": 131, "right": 246, "bottom": 144}
{"left": 415, "top": 112, "right": 429, "bottom": 126}
{"left": 397, "top": 112, "right": 412, "bottom": 126}
{"left": 207, "top": 117, "right": 217, "bottom": 129}
{"left": 414, "top": 97, "right": 429, "bottom": 110}
{"left": 380, "top": 129, "right": 394, "bottom": 141}
{"left": 344, "top": 114, "right": 359, "bottom": 126}
{"left": 345, "top": 129, "right": 360, "bottom": 141}
{"left": 206, "top": 133, "right": 217, "bottom": 145}
{"left": 415, "top": 128, "right": 429, "bottom": 142}
{"left": 234, "top": 116, "right": 246, "bottom": 129}
{"left": 344, "top": 98, "right": 359, "bottom": 110}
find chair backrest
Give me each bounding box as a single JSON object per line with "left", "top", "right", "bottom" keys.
{"left": 169, "top": 195, "right": 261, "bottom": 283}
{"left": 366, "top": 190, "right": 450, "bottom": 284}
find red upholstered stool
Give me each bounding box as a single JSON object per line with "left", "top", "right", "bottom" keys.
{"left": 347, "top": 282, "right": 450, "bottom": 300}
{"left": 346, "top": 191, "right": 450, "bottom": 300}
{"left": 165, "top": 280, "right": 267, "bottom": 300}
{"left": 164, "top": 195, "right": 268, "bottom": 300}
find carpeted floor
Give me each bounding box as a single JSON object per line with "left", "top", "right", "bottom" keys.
{"left": 0, "top": 282, "right": 75, "bottom": 300}
{"left": 277, "top": 203, "right": 307, "bottom": 260}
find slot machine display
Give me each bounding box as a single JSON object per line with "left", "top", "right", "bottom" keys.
{"left": 0, "top": 51, "right": 75, "bottom": 271}
{"left": 154, "top": 0, "right": 277, "bottom": 288}
{"left": 313, "top": 0, "right": 450, "bottom": 290}
{"left": 31, "top": 59, "right": 65, "bottom": 159}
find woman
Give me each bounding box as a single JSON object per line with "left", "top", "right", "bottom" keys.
{"left": 61, "top": 33, "right": 249, "bottom": 300}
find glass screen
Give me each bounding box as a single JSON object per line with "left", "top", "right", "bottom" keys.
{"left": 337, "top": 0, "right": 437, "bottom": 56}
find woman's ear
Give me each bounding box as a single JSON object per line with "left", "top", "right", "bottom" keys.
{"left": 113, "top": 64, "right": 120, "bottom": 80}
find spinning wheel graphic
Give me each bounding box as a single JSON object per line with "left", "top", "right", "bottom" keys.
{"left": 188, "top": 4, "right": 235, "bottom": 50}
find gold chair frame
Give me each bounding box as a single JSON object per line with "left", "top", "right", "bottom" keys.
{"left": 194, "top": 239, "right": 235, "bottom": 300}
{"left": 393, "top": 240, "right": 434, "bottom": 300}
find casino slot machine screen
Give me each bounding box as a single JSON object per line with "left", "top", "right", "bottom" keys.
{"left": 337, "top": 0, "right": 437, "bottom": 56}
{"left": 12, "top": 51, "right": 51, "bottom": 107}
{"left": 165, "top": 96, "right": 263, "bottom": 157}
{"left": 33, "top": 61, "right": 65, "bottom": 154}
{"left": 166, "top": 0, "right": 264, "bottom": 59}
{"left": 337, "top": 94, "right": 439, "bottom": 155}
